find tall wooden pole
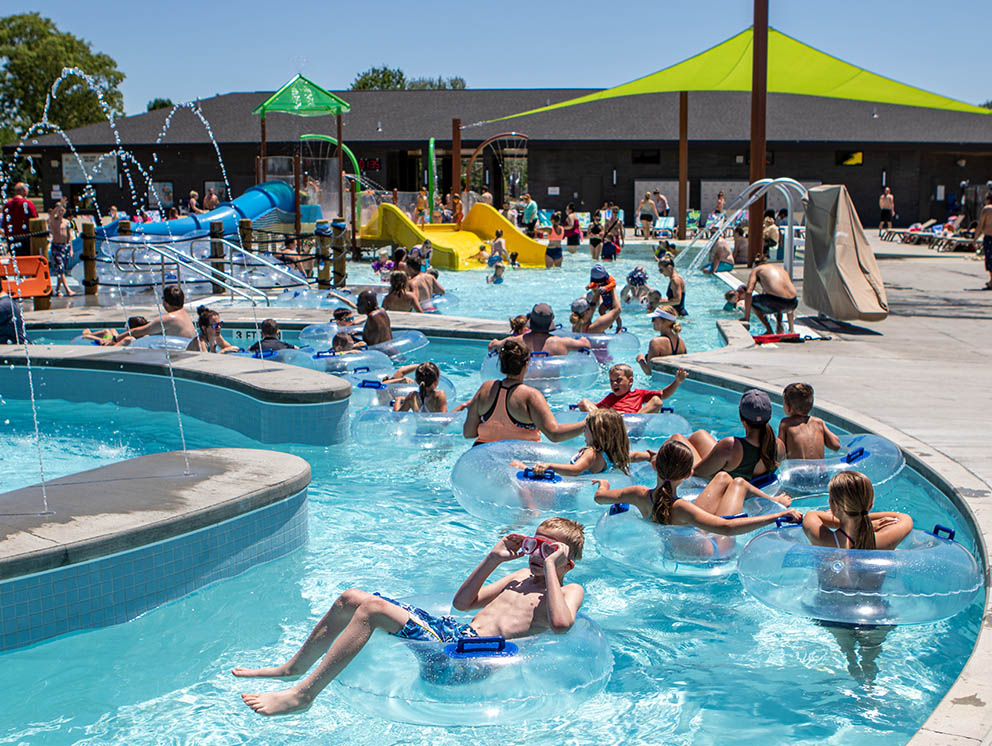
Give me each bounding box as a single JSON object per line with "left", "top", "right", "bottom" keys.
{"left": 260, "top": 114, "right": 267, "bottom": 183}
{"left": 293, "top": 151, "right": 302, "bottom": 240}
{"left": 678, "top": 92, "right": 688, "bottom": 241}
{"left": 748, "top": 0, "right": 769, "bottom": 264}
{"left": 336, "top": 113, "right": 345, "bottom": 219}
{"left": 452, "top": 118, "right": 462, "bottom": 194}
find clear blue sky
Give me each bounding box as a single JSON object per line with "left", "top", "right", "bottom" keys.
{"left": 28, "top": 0, "right": 992, "bottom": 115}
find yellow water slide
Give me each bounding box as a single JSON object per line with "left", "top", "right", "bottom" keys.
{"left": 360, "top": 203, "right": 547, "bottom": 270}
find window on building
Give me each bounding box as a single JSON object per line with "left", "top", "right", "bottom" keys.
{"left": 631, "top": 149, "right": 660, "bottom": 165}
{"left": 836, "top": 151, "right": 863, "bottom": 166}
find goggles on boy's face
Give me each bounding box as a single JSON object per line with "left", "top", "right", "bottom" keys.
{"left": 520, "top": 536, "right": 559, "bottom": 559}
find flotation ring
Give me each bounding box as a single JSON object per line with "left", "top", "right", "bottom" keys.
{"left": 451, "top": 441, "right": 636, "bottom": 523}
{"left": 629, "top": 463, "right": 783, "bottom": 496}
{"left": 480, "top": 349, "right": 600, "bottom": 397}
{"left": 367, "top": 330, "right": 429, "bottom": 359}
{"left": 344, "top": 373, "right": 457, "bottom": 410}
{"left": 557, "top": 407, "right": 690, "bottom": 442}
{"left": 298, "top": 322, "right": 339, "bottom": 349}
{"left": 777, "top": 434, "right": 905, "bottom": 495}
{"left": 69, "top": 335, "right": 102, "bottom": 346}
{"left": 594, "top": 495, "right": 787, "bottom": 579}
{"left": 423, "top": 293, "right": 459, "bottom": 314}
{"left": 334, "top": 594, "right": 612, "bottom": 725}
{"left": 552, "top": 329, "right": 639, "bottom": 364}
{"left": 311, "top": 349, "right": 393, "bottom": 375}
{"left": 738, "top": 525, "right": 982, "bottom": 625}
{"left": 752, "top": 332, "right": 803, "bottom": 345}
{"left": 351, "top": 407, "right": 467, "bottom": 450}
{"left": 129, "top": 335, "right": 192, "bottom": 351}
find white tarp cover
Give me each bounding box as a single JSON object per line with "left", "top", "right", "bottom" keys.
{"left": 803, "top": 184, "right": 888, "bottom": 321}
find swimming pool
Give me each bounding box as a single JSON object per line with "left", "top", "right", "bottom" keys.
{"left": 0, "top": 336, "right": 981, "bottom": 745}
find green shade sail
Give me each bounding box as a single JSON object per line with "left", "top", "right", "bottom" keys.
{"left": 253, "top": 74, "right": 351, "bottom": 117}
{"left": 488, "top": 28, "right": 990, "bottom": 122}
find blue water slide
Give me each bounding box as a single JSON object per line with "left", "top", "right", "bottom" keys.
{"left": 69, "top": 181, "right": 298, "bottom": 268}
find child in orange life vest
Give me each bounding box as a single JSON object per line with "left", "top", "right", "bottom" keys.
{"left": 586, "top": 264, "right": 621, "bottom": 331}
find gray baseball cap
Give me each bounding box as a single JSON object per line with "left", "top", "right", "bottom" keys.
{"left": 570, "top": 298, "right": 591, "bottom": 316}
{"left": 528, "top": 303, "right": 554, "bottom": 331}
{"left": 739, "top": 389, "right": 772, "bottom": 424}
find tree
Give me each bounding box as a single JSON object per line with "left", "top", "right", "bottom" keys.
{"left": 147, "top": 97, "right": 173, "bottom": 112}
{"left": 0, "top": 13, "right": 124, "bottom": 148}
{"left": 350, "top": 66, "right": 406, "bottom": 91}
{"left": 407, "top": 76, "right": 467, "bottom": 91}
{"left": 981, "top": 99, "right": 992, "bottom": 110}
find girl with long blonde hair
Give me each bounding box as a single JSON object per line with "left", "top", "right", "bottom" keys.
{"left": 802, "top": 471, "right": 912, "bottom": 550}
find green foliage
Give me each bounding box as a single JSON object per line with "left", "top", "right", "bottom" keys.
{"left": 350, "top": 66, "right": 406, "bottom": 91}
{"left": 146, "top": 97, "right": 173, "bottom": 112}
{"left": 0, "top": 13, "right": 125, "bottom": 147}
{"left": 350, "top": 66, "right": 466, "bottom": 91}
{"left": 407, "top": 76, "right": 467, "bottom": 91}
{"left": 981, "top": 99, "right": 992, "bottom": 110}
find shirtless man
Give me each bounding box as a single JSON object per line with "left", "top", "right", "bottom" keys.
{"left": 234, "top": 517, "right": 585, "bottom": 716}
{"left": 406, "top": 257, "right": 445, "bottom": 303}
{"left": 975, "top": 192, "right": 992, "bottom": 289}
{"left": 741, "top": 255, "right": 799, "bottom": 334}
{"left": 702, "top": 236, "right": 734, "bottom": 274}
{"left": 878, "top": 187, "right": 895, "bottom": 235}
{"left": 47, "top": 202, "right": 74, "bottom": 296}
{"left": 356, "top": 290, "right": 392, "bottom": 345}
{"left": 777, "top": 382, "right": 840, "bottom": 460}
{"left": 203, "top": 188, "right": 220, "bottom": 211}
{"left": 116, "top": 285, "right": 195, "bottom": 342}
{"left": 491, "top": 303, "right": 589, "bottom": 356}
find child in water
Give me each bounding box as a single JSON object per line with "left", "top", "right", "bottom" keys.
{"left": 236, "top": 517, "right": 586, "bottom": 715}
{"left": 778, "top": 382, "right": 841, "bottom": 460}
{"left": 577, "top": 363, "right": 687, "bottom": 414}
{"left": 487, "top": 262, "right": 505, "bottom": 284}
{"left": 592, "top": 438, "right": 798, "bottom": 537}
{"left": 392, "top": 361, "right": 448, "bottom": 413}
{"left": 510, "top": 408, "right": 650, "bottom": 477}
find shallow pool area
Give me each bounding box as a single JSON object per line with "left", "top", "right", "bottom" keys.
{"left": 0, "top": 332, "right": 983, "bottom": 745}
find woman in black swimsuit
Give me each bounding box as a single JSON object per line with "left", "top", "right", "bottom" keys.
{"left": 587, "top": 211, "right": 604, "bottom": 260}
{"left": 657, "top": 256, "right": 687, "bottom": 316}
{"left": 686, "top": 389, "right": 785, "bottom": 483}
{"left": 636, "top": 306, "right": 686, "bottom": 376}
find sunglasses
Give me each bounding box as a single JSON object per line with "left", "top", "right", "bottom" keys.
{"left": 520, "top": 536, "right": 559, "bottom": 559}
{"left": 210, "top": 322, "right": 223, "bottom": 330}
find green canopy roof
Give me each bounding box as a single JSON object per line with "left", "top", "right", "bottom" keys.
{"left": 488, "top": 28, "right": 989, "bottom": 123}
{"left": 253, "top": 74, "right": 350, "bottom": 117}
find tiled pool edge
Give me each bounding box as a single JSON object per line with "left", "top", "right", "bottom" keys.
{"left": 651, "top": 356, "right": 992, "bottom": 746}
{"left": 0, "top": 448, "right": 311, "bottom": 651}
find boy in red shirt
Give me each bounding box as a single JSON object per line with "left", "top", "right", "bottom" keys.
{"left": 577, "top": 363, "right": 687, "bottom": 414}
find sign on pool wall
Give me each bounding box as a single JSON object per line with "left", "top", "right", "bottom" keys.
{"left": 62, "top": 153, "right": 119, "bottom": 184}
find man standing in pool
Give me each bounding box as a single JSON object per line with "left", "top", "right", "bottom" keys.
{"left": 740, "top": 255, "right": 799, "bottom": 334}
{"left": 234, "top": 517, "right": 586, "bottom": 716}
{"left": 489, "top": 303, "right": 589, "bottom": 356}
{"left": 356, "top": 290, "right": 392, "bottom": 346}
{"left": 115, "top": 285, "right": 195, "bottom": 342}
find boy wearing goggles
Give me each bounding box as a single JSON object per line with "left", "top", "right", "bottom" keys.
{"left": 236, "top": 516, "right": 585, "bottom": 716}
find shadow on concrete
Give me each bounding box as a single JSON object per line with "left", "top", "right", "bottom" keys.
{"left": 799, "top": 316, "right": 883, "bottom": 336}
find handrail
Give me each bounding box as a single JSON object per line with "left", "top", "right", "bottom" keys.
{"left": 685, "top": 178, "right": 807, "bottom": 279}
{"left": 112, "top": 239, "right": 268, "bottom": 305}
{"left": 189, "top": 236, "right": 310, "bottom": 290}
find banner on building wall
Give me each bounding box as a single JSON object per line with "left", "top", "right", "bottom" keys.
{"left": 61, "top": 153, "right": 118, "bottom": 184}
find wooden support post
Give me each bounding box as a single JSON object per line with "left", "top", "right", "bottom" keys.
{"left": 82, "top": 222, "right": 97, "bottom": 296}
{"left": 239, "top": 219, "right": 253, "bottom": 254}
{"left": 330, "top": 219, "right": 348, "bottom": 287}
{"left": 210, "top": 220, "right": 225, "bottom": 294}
{"left": 748, "top": 0, "right": 769, "bottom": 264}
{"left": 28, "top": 217, "right": 50, "bottom": 310}
{"left": 293, "top": 151, "right": 302, "bottom": 241}
{"left": 452, "top": 118, "right": 461, "bottom": 193}
{"left": 316, "top": 219, "right": 332, "bottom": 289}
{"left": 260, "top": 114, "right": 267, "bottom": 183}
{"left": 678, "top": 92, "right": 688, "bottom": 241}
{"left": 336, "top": 114, "right": 345, "bottom": 219}
{"left": 349, "top": 181, "right": 358, "bottom": 255}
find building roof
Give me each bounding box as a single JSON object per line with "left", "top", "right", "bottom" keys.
{"left": 21, "top": 88, "right": 992, "bottom": 149}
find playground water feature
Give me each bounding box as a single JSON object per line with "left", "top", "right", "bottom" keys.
{"left": 0, "top": 337, "right": 983, "bottom": 745}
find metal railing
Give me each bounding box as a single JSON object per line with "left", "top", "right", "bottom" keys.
{"left": 188, "top": 236, "right": 310, "bottom": 291}
{"left": 685, "top": 178, "right": 808, "bottom": 279}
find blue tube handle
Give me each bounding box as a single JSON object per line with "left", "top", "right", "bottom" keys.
{"left": 660, "top": 406, "right": 674, "bottom": 413}
{"left": 609, "top": 503, "right": 630, "bottom": 515}
{"left": 519, "top": 467, "right": 557, "bottom": 481}
{"left": 569, "top": 404, "right": 580, "bottom": 410}
{"left": 252, "top": 348, "right": 276, "bottom": 359}
{"left": 722, "top": 512, "right": 747, "bottom": 520}
{"left": 553, "top": 323, "right": 563, "bottom": 330}
{"left": 313, "top": 350, "right": 340, "bottom": 358}
{"left": 844, "top": 447, "right": 869, "bottom": 464}
{"left": 931, "top": 524, "right": 956, "bottom": 541}
{"left": 353, "top": 366, "right": 370, "bottom": 373}
{"left": 578, "top": 347, "right": 592, "bottom": 355}
{"left": 751, "top": 472, "right": 778, "bottom": 490}
{"left": 615, "top": 327, "right": 627, "bottom": 333}
{"left": 530, "top": 351, "right": 549, "bottom": 358}
{"left": 357, "top": 379, "right": 386, "bottom": 389}
{"left": 775, "top": 514, "right": 801, "bottom": 527}
{"left": 456, "top": 636, "right": 505, "bottom": 653}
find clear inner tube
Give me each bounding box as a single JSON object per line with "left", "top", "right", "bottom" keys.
{"left": 777, "top": 434, "right": 905, "bottom": 496}
{"left": 552, "top": 329, "right": 640, "bottom": 364}
{"left": 334, "top": 594, "right": 613, "bottom": 726}
{"left": 557, "top": 409, "right": 690, "bottom": 443}
{"left": 368, "top": 330, "right": 430, "bottom": 359}
{"left": 129, "top": 335, "right": 192, "bottom": 350}
{"left": 480, "top": 350, "right": 600, "bottom": 396}
{"left": 351, "top": 407, "right": 467, "bottom": 450}
{"left": 737, "top": 525, "right": 982, "bottom": 625}
{"left": 344, "top": 373, "right": 457, "bottom": 410}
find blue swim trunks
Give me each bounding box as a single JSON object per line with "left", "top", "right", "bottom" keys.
{"left": 487, "top": 253, "right": 501, "bottom": 267}
{"left": 375, "top": 593, "right": 478, "bottom": 643}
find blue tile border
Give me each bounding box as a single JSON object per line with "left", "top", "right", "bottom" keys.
{"left": 0, "top": 488, "right": 307, "bottom": 651}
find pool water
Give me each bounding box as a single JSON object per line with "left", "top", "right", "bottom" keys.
{"left": 0, "top": 338, "right": 982, "bottom": 746}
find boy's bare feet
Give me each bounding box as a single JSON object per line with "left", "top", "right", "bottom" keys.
{"left": 240, "top": 688, "right": 311, "bottom": 716}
